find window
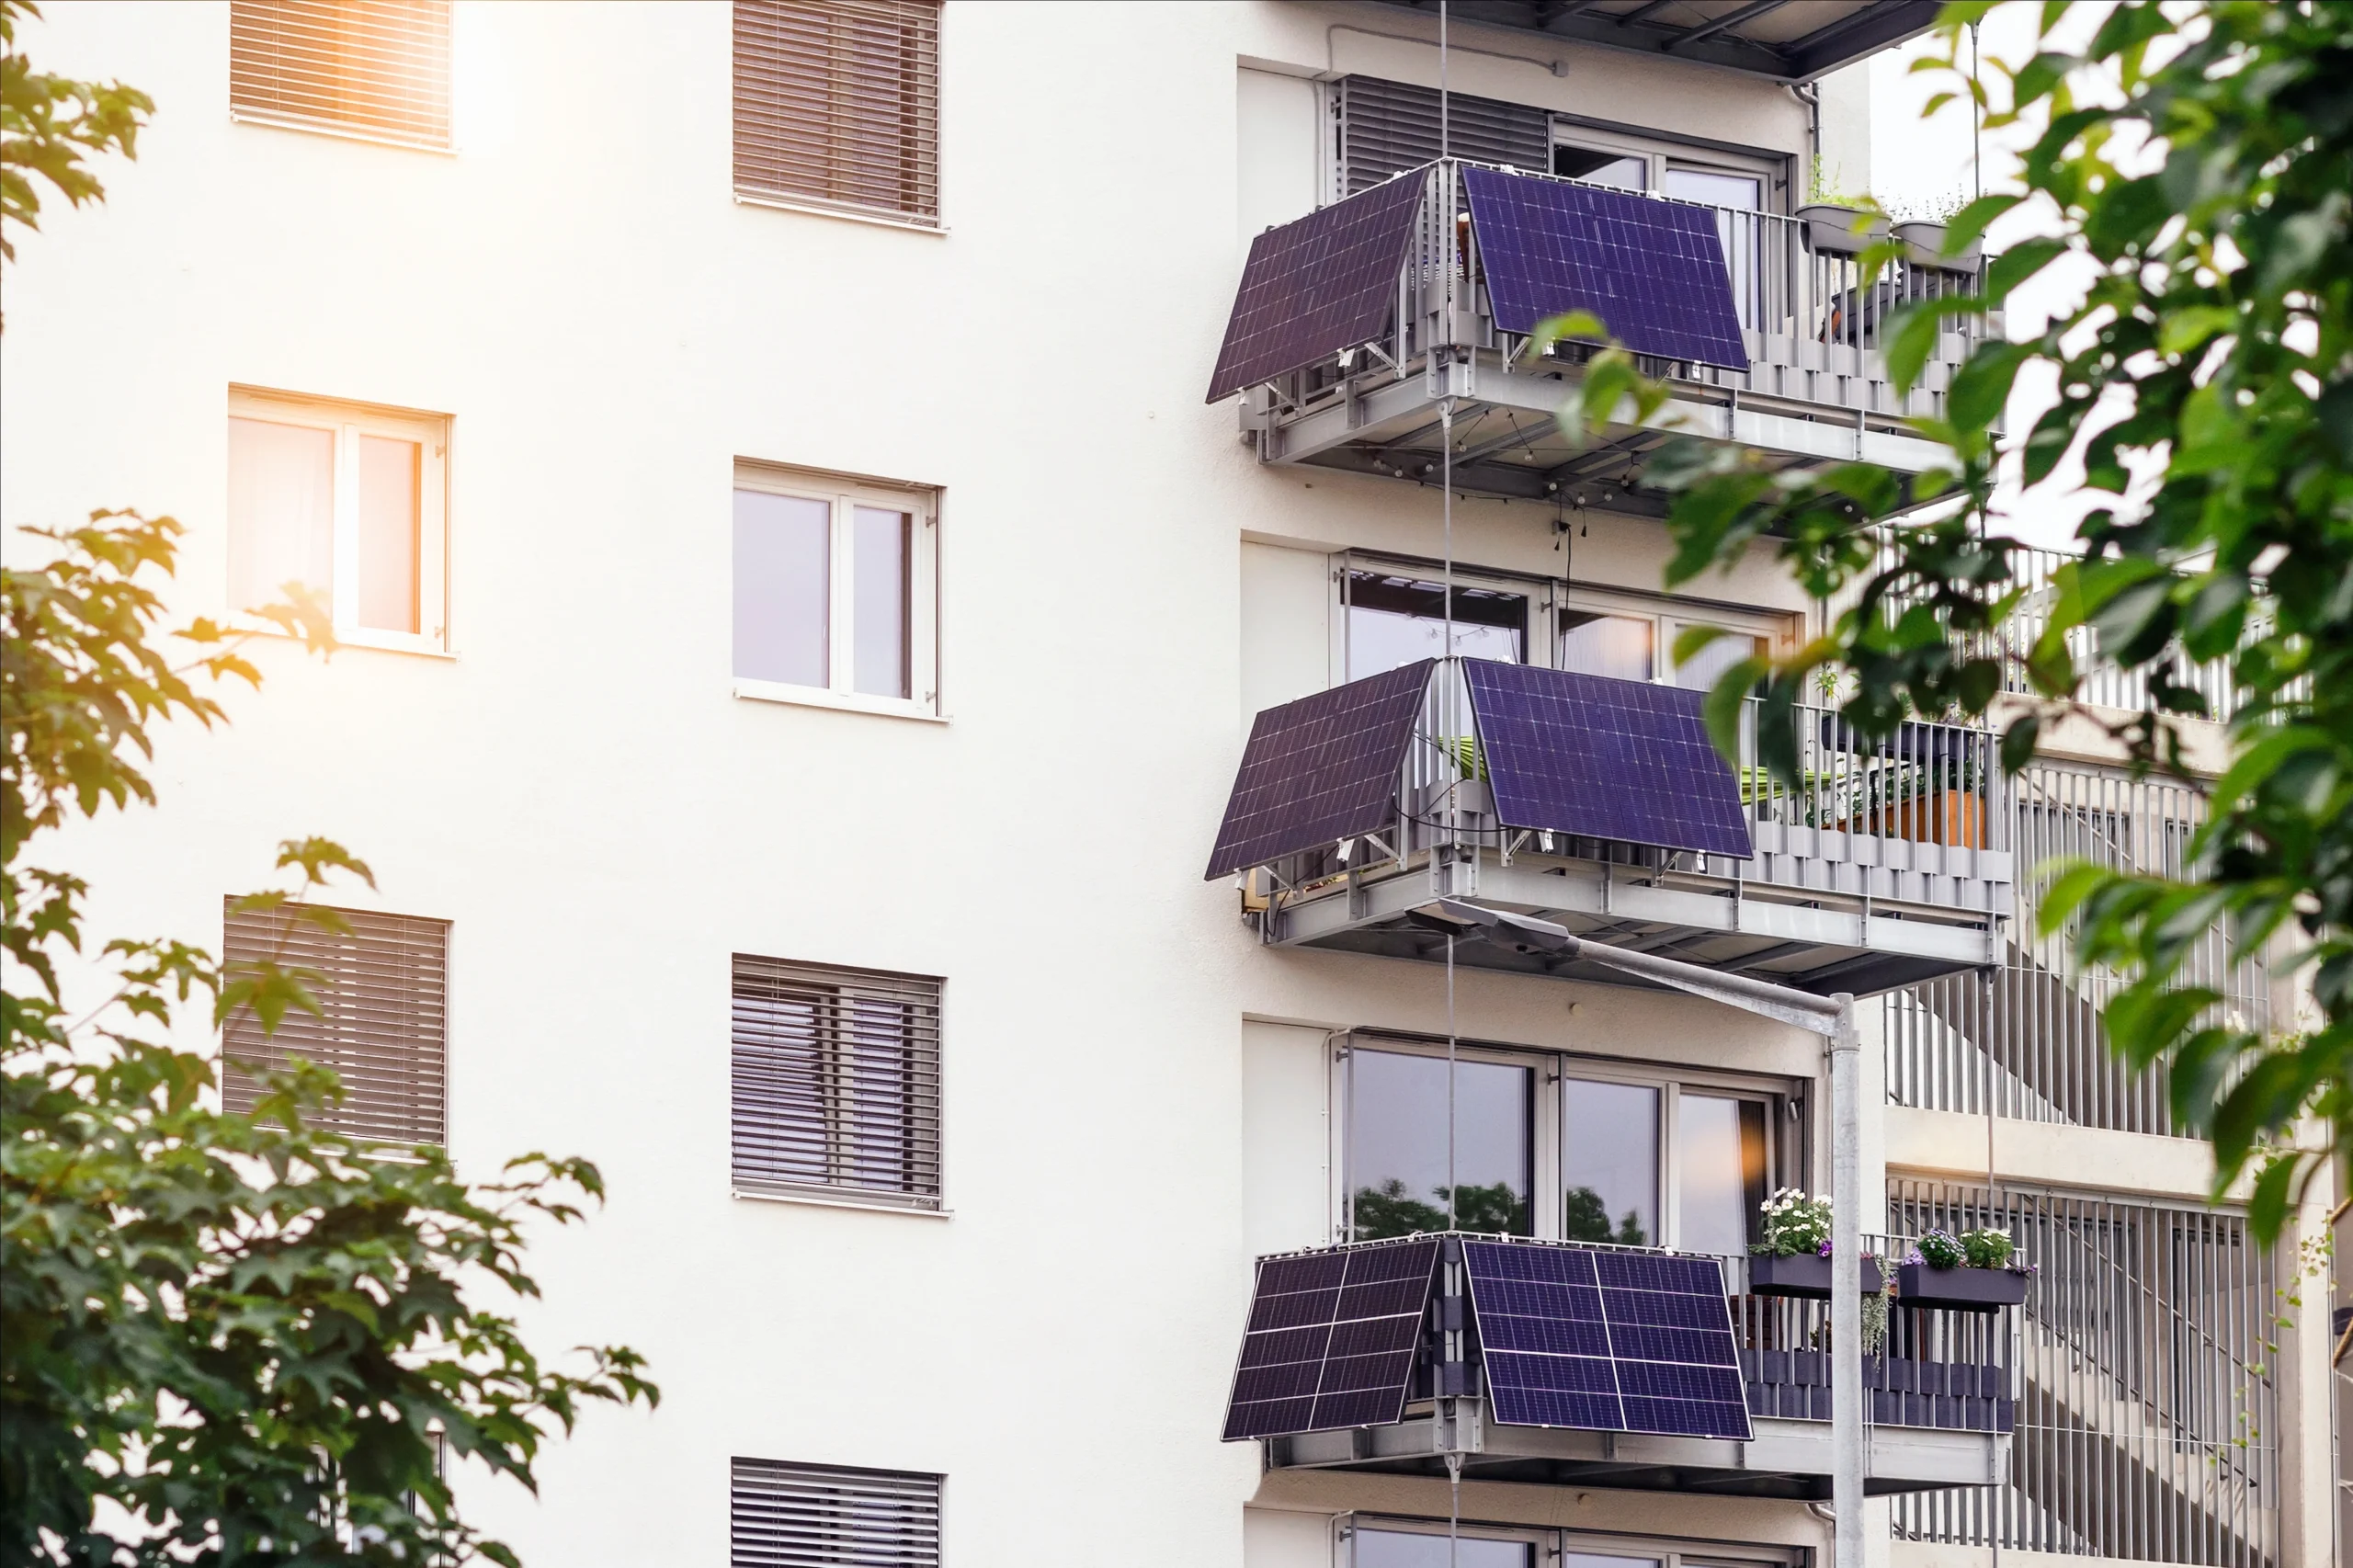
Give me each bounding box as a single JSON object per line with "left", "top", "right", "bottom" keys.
{"left": 1334, "top": 75, "right": 1550, "bottom": 197}
{"left": 1342, "top": 1518, "right": 1802, "bottom": 1568}
{"left": 733, "top": 0, "right": 942, "bottom": 227}
{"left": 730, "top": 1458, "right": 941, "bottom": 1568}
{"left": 733, "top": 464, "right": 939, "bottom": 718}
{"left": 1344, "top": 568, "right": 1527, "bottom": 680}
{"left": 228, "top": 390, "right": 448, "bottom": 653}
{"left": 229, "top": 0, "right": 452, "bottom": 150}
{"left": 731, "top": 955, "right": 942, "bottom": 1209}
{"left": 220, "top": 900, "right": 448, "bottom": 1145}
{"left": 1340, "top": 1035, "right": 1789, "bottom": 1254}
{"left": 1554, "top": 144, "right": 1646, "bottom": 190}
{"left": 1552, "top": 589, "right": 1781, "bottom": 691}
{"left": 1557, "top": 609, "right": 1654, "bottom": 682}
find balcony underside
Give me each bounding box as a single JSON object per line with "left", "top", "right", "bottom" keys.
{"left": 1247, "top": 345, "right": 1956, "bottom": 508}
{"left": 1267, "top": 854, "right": 1998, "bottom": 997}
{"left": 1271, "top": 1412, "right": 2007, "bottom": 1499}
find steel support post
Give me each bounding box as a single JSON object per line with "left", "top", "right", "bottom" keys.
{"left": 1829, "top": 991, "right": 1864, "bottom": 1568}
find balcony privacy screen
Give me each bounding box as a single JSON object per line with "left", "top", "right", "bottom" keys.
{"left": 229, "top": 0, "right": 452, "bottom": 148}
{"left": 733, "top": 0, "right": 942, "bottom": 224}
{"left": 1336, "top": 75, "right": 1549, "bottom": 196}
{"left": 731, "top": 955, "right": 943, "bottom": 1207}
{"left": 221, "top": 902, "right": 448, "bottom": 1144}
{"left": 730, "top": 1458, "right": 942, "bottom": 1568}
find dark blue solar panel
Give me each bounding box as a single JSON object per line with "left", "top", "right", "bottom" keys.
{"left": 1463, "top": 1239, "right": 1751, "bottom": 1442}
{"left": 1461, "top": 660, "right": 1753, "bottom": 859}
{"left": 1222, "top": 1238, "right": 1440, "bottom": 1441}
{"left": 1207, "top": 172, "right": 1428, "bottom": 402}
{"left": 1205, "top": 660, "right": 1434, "bottom": 880}
{"left": 1462, "top": 165, "right": 1749, "bottom": 370}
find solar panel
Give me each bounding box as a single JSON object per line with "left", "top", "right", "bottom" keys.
{"left": 1205, "top": 171, "right": 1428, "bottom": 403}
{"left": 1462, "top": 165, "right": 1749, "bottom": 370}
{"left": 1222, "top": 1237, "right": 1441, "bottom": 1441}
{"left": 1204, "top": 660, "right": 1434, "bottom": 881}
{"left": 1461, "top": 660, "right": 1753, "bottom": 859}
{"left": 1463, "top": 1240, "right": 1752, "bottom": 1441}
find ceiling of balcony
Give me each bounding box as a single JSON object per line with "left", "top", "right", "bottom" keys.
{"left": 1370, "top": 0, "right": 1943, "bottom": 83}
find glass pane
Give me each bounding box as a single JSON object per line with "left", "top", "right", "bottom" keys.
{"left": 1677, "top": 1095, "right": 1769, "bottom": 1257}
{"left": 356, "top": 435, "right": 419, "bottom": 633}
{"left": 1562, "top": 1078, "right": 1657, "bottom": 1244}
{"left": 1357, "top": 1530, "right": 1535, "bottom": 1568}
{"left": 1673, "top": 625, "right": 1769, "bottom": 692}
{"left": 1348, "top": 1048, "right": 1532, "bottom": 1240}
{"left": 1559, "top": 609, "right": 1654, "bottom": 682}
{"left": 1663, "top": 168, "right": 1761, "bottom": 210}
{"left": 1346, "top": 570, "right": 1525, "bottom": 680}
{"left": 852, "top": 506, "right": 911, "bottom": 699}
{"left": 733, "top": 490, "right": 830, "bottom": 686}
{"left": 1562, "top": 1557, "right": 1662, "bottom": 1568}
{"left": 1554, "top": 145, "right": 1646, "bottom": 191}
{"left": 226, "top": 416, "right": 334, "bottom": 613}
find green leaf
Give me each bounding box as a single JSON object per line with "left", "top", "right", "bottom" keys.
{"left": 1984, "top": 238, "right": 2065, "bottom": 306}
{"left": 1947, "top": 341, "right": 2033, "bottom": 433}
{"left": 1941, "top": 193, "right": 2022, "bottom": 256}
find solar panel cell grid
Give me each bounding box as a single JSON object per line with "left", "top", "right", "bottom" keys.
{"left": 1461, "top": 660, "right": 1754, "bottom": 859}
{"left": 1222, "top": 1238, "right": 1441, "bottom": 1442}
{"left": 1206, "top": 172, "right": 1429, "bottom": 402}
{"left": 1461, "top": 1239, "right": 1752, "bottom": 1442}
{"left": 1205, "top": 660, "right": 1434, "bottom": 880}
{"left": 1461, "top": 165, "right": 1749, "bottom": 369}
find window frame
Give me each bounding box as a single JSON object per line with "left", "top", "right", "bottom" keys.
{"left": 227, "top": 387, "right": 451, "bottom": 656}
{"left": 732, "top": 461, "right": 943, "bottom": 722}
{"left": 1339, "top": 1515, "right": 1805, "bottom": 1568}
{"left": 1331, "top": 1030, "right": 1802, "bottom": 1255}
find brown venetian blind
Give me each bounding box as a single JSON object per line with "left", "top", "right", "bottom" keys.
{"left": 229, "top": 0, "right": 452, "bottom": 149}
{"left": 221, "top": 901, "right": 449, "bottom": 1145}
{"left": 733, "top": 0, "right": 942, "bottom": 225}
{"left": 731, "top": 955, "right": 942, "bottom": 1208}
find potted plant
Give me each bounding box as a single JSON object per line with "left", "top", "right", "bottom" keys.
{"left": 1746, "top": 1188, "right": 1884, "bottom": 1297}
{"left": 1895, "top": 1227, "right": 2032, "bottom": 1311}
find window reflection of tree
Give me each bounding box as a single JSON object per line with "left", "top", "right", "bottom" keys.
{"left": 1562, "top": 1185, "right": 1650, "bottom": 1245}
{"left": 1351, "top": 1178, "right": 1529, "bottom": 1239}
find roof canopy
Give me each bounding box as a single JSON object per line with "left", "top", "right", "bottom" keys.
{"left": 1370, "top": 0, "right": 1941, "bottom": 84}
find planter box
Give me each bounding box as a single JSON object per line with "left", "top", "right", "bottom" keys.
{"left": 1747, "top": 1252, "right": 1884, "bottom": 1298}
{"left": 1838, "top": 788, "right": 1987, "bottom": 847}
{"left": 1897, "top": 1262, "right": 2029, "bottom": 1311}
{"left": 1798, "top": 202, "right": 1886, "bottom": 257}
{"left": 1893, "top": 220, "right": 1983, "bottom": 272}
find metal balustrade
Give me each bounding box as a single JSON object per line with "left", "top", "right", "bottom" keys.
{"left": 1887, "top": 1183, "right": 2280, "bottom": 1568}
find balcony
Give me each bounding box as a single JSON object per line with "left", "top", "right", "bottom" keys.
{"left": 1210, "top": 659, "right": 2009, "bottom": 997}
{"left": 1232, "top": 1234, "right": 2015, "bottom": 1499}
{"left": 1209, "top": 160, "right": 1993, "bottom": 509}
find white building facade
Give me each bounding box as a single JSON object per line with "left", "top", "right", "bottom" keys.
{"left": 2, "top": 3, "right": 2335, "bottom": 1566}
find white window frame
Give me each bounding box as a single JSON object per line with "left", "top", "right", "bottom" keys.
{"left": 1339, "top": 1515, "right": 1804, "bottom": 1567}
{"left": 1329, "top": 1031, "right": 1798, "bottom": 1254}
{"left": 227, "top": 387, "right": 451, "bottom": 657}
{"left": 732, "top": 461, "right": 943, "bottom": 722}
{"left": 1550, "top": 123, "right": 1783, "bottom": 212}
{"left": 1556, "top": 581, "right": 1793, "bottom": 689}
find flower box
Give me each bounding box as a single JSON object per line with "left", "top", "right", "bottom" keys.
{"left": 1797, "top": 202, "right": 1887, "bottom": 257}
{"left": 1893, "top": 220, "right": 1983, "bottom": 272}
{"left": 1747, "top": 1252, "right": 1884, "bottom": 1298}
{"left": 1896, "top": 1262, "right": 2029, "bottom": 1311}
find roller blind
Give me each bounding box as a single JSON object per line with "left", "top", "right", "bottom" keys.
{"left": 221, "top": 901, "right": 449, "bottom": 1145}
{"left": 229, "top": 0, "right": 452, "bottom": 149}
{"left": 1336, "top": 74, "right": 1551, "bottom": 196}
{"left": 733, "top": 0, "right": 942, "bottom": 224}
{"left": 732, "top": 955, "right": 943, "bottom": 1207}
{"left": 731, "top": 1459, "right": 942, "bottom": 1568}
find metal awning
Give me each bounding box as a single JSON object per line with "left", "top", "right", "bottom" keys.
{"left": 1371, "top": 0, "right": 1941, "bottom": 83}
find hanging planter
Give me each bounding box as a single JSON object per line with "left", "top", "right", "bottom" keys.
{"left": 1896, "top": 1262, "right": 2029, "bottom": 1311}
{"left": 1893, "top": 219, "right": 1983, "bottom": 272}
{"left": 1797, "top": 202, "right": 1887, "bottom": 257}
{"left": 1749, "top": 1251, "right": 1884, "bottom": 1299}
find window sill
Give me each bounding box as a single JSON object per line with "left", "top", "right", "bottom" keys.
{"left": 733, "top": 1185, "right": 950, "bottom": 1218}
{"left": 234, "top": 617, "right": 456, "bottom": 661}
{"left": 733, "top": 189, "right": 948, "bottom": 236}
{"left": 733, "top": 679, "right": 945, "bottom": 723}
{"left": 229, "top": 108, "right": 455, "bottom": 156}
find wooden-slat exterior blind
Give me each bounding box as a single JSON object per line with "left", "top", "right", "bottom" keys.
{"left": 733, "top": 0, "right": 942, "bottom": 225}
{"left": 230, "top": 0, "right": 452, "bottom": 149}
{"left": 731, "top": 1459, "right": 942, "bottom": 1568}
{"left": 221, "top": 901, "right": 449, "bottom": 1145}
{"left": 1336, "top": 74, "right": 1551, "bottom": 196}
{"left": 732, "top": 955, "right": 942, "bottom": 1207}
